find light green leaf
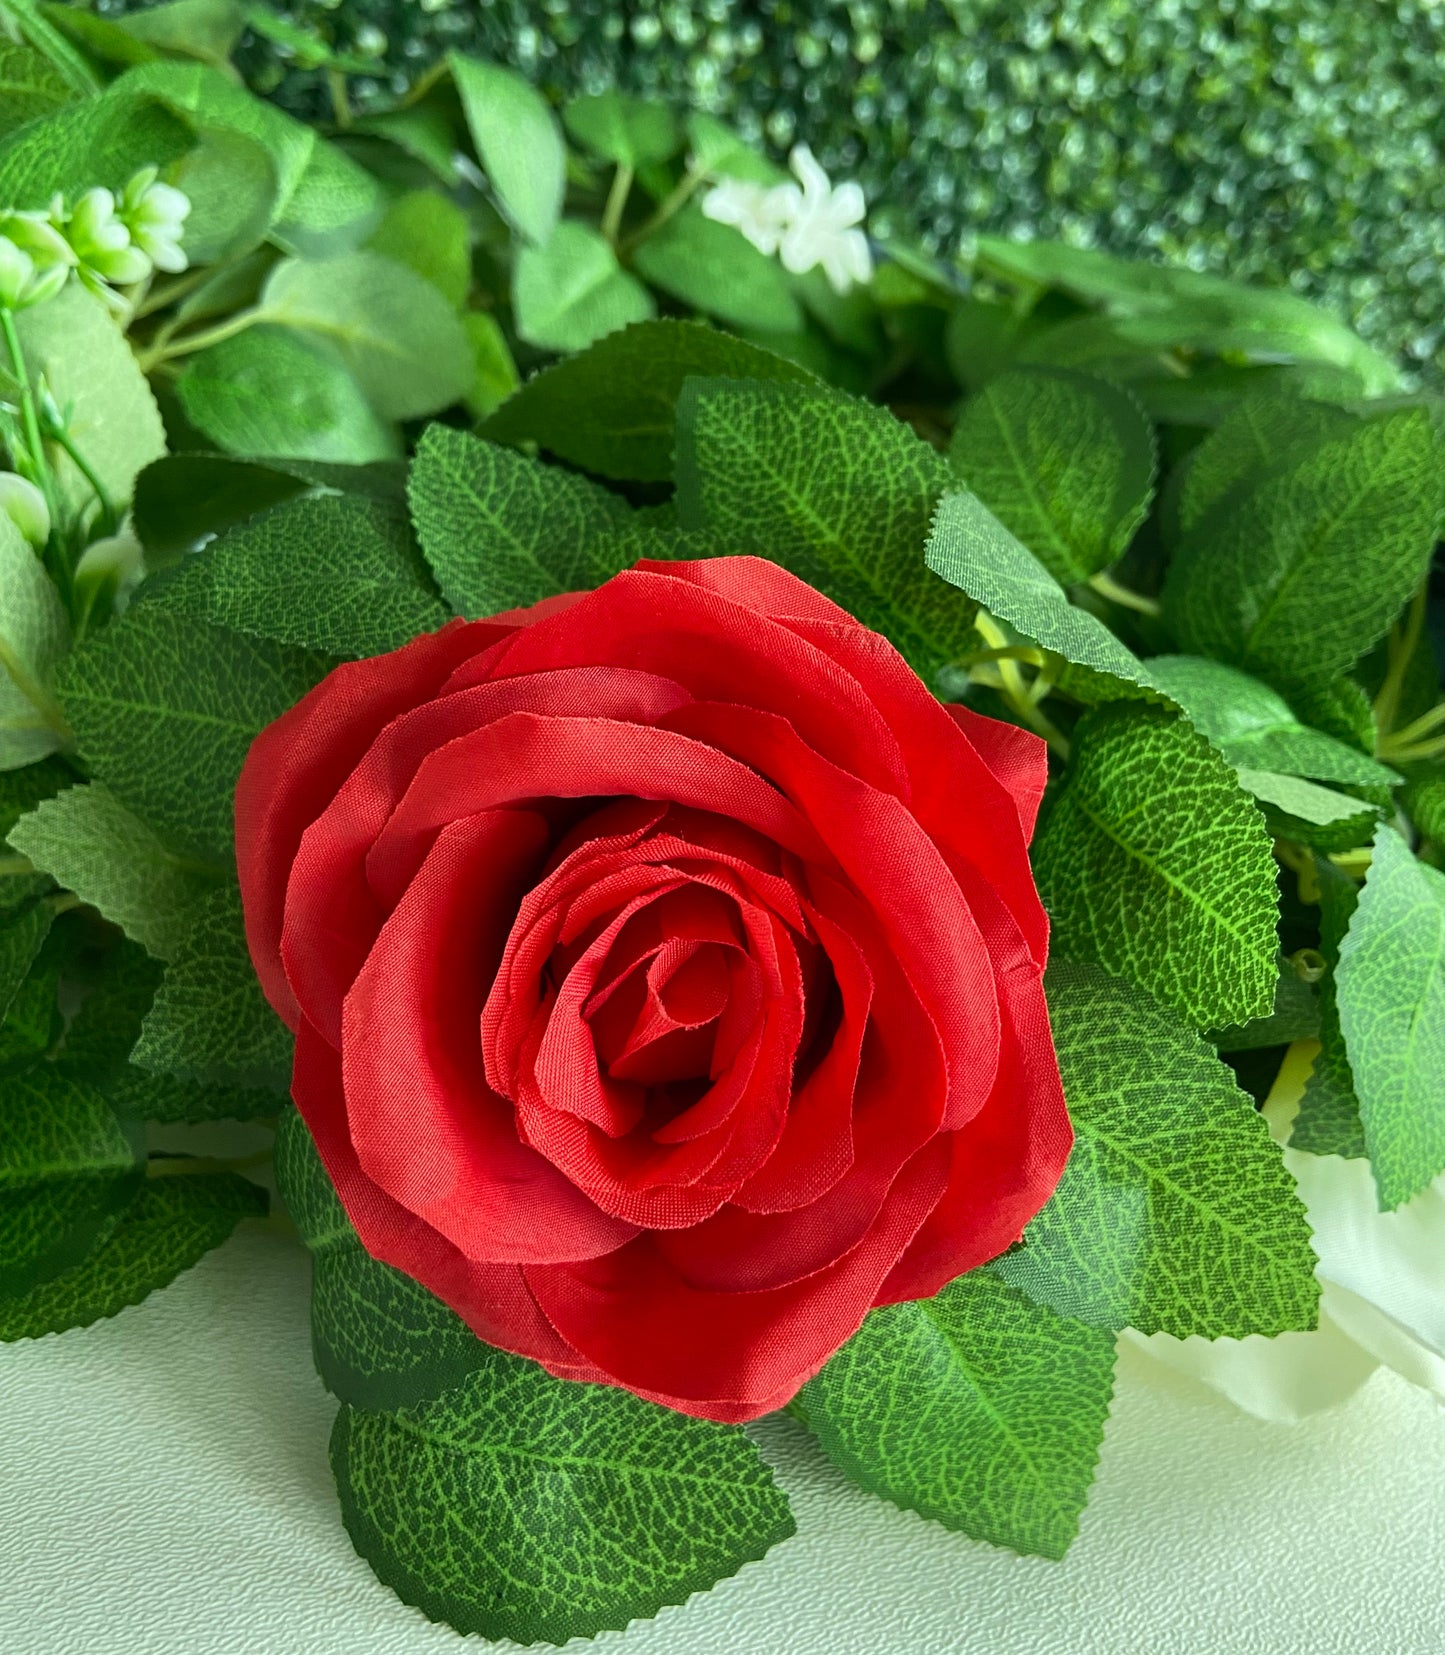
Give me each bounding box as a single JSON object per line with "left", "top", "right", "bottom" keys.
{"left": 1144, "top": 655, "right": 1399, "bottom": 787}
{"left": 675, "top": 377, "right": 966, "bottom": 678}
{"left": 258, "top": 251, "right": 474, "bottom": 422}
{"left": 683, "top": 112, "right": 783, "bottom": 184}
{"left": 408, "top": 425, "right": 629, "bottom": 618}
{"left": 8, "top": 782, "right": 217, "bottom": 959}
{"left": 512, "top": 221, "right": 655, "bottom": 354}
{"left": 461, "top": 311, "right": 519, "bottom": 423}
{"left": 563, "top": 92, "right": 682, "bottom": 168}
{"left": 366, "top": 189, "right": 471, "bottom": 310}
{"left": 802, "top": 1272, "right": 1116, "bottom": 1560}
{"left": 113, "top": 0, "right": 246, "bottom": 64}
{"left": 0, "top": 1170, "right": 265, "bottom": 1339}
{"left": 925, "top": 488, "right": 1162, "bottom": 697}
{"left": 946, "top": 366, "right": 1156, "bottom": 584}
{"left": 1033, "top": 702, "right": 1280, "bottom": 1028}
{"left": 449, "top": 52, "right": 565, "bottom": 247}
{"left": 271, "top": 135, "right": 386, "bottom": 257}
{"left": 56, "top": 604, "right": 332, "bottom": 864}
{"left": 1292, "top": 857, "right": 1367, "bottom": 1160}
{"left": 275, "top": 1108, "right": 491, "bottom": 1411}
{"left": 991, "top": 963, "right": 1319, "bottom": 1337}
{"left": 133, "top": 882, "right": 291, "bottom": 1090}
{"left": 0, "top": 1066, "right": 140, "bottom": 1298}
{"left": 632, "top": 203, "right": 804, "bottom": 335}
{"left": 483, "top": 319, "right": 814, "bottom": 483}
{"left": 1163, "top": 407, "right": 1441, "bottom": 694}
{"left": 177, "top": 327, "right": 401, "bottom": 466}
{"left": 0, "top": 517, "right": 70, "bottom": 771}
{"left": 144, "top": 492, "right": 447, "bottom": 658}
{"left": 1336, "top": 826, "right": 1445, "bottom": 1209}
{"left": 0, "top": 81, "right": 189, "bottom": 205}
{"left": 15, "top": 282, "right": 167, "bottom": 516}
{"left": 1236, "top": 768, "right": 1383, "bottom": 851}
{"left": 332, "top": 1345, "right": 795, "bottom": 1643}
{"left": 0, "top": 39, "right": 74, "bottom": 138}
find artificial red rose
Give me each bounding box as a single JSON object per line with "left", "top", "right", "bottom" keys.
{"left": 237, "top": 556, "right": 1071, "bottom": 1423}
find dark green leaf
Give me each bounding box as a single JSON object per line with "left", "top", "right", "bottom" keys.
{"left": 0, "top": 888, "right": 53, "bottom": 1029}
{"left": 991, "top": 963, "right": 1319, "bottom": 1337}
{"left": 0, "top": 39, "right": 74, "bottom": 138}
{"left": 0, "top": 755, "right": 71, "bottom": 842}
{"left": 132, "top": 453, "right": 310, "bottom": 564}
{"left": 803, "top": 1272, "right": 1115, "bottom": 1560}
{"left": 1210, "top": 962, "right": 1319, "bottom": 1054}
{"left": 1292, "top": 857, "right": 1367, "bottom": 1160}
{"left": 332, "top": 1346, "right": 794, "bottom": 1642}
{"left": 1033, "top": 703, "right": 1280, "bottom": 1027}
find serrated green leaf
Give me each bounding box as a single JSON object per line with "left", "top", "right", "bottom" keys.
{"left": 1033, "top": 703, "right": 1279, "bottom": 1027}
{"left": 105, "top": 1061, "right": 278, "bottom": 1123}
{"left": 366, "top": 189, "right": 471, "bottom": 310}
{"left": 0, "top": 933, "right": 64, "bottom": 1069}
{"left": 55, "top": 935, "right": 163, "bottom": 1080}
{"left": 0, "top": 81, "right": 190, "bottom": 205}
{"left": 0, "top": 39, "right": 73, "bottom": 138}
{"left": 133, "top": 882, "right": 291, "bottom": 1090}
{"left": 8, "top": 782, "right": 217, "bottom": 958}
{"left": 1292, "top": 677, "right": 1380, "bottom": 758}
{"left": 925, "top": 488, "right": 1162, "bottom": 697}
{"left": 1144, "top": 655, "right": 1399, "bottom": 787}
{"left": 946, "top": 366, "right": 1156, "bottom": 584}
{"left": 331, "top": 1345, "right": 795, "bottom": 1643}
{"left": 1237, "top": 768, "right": 1383, "bottom": 852}
{"left": 0, "top": 1066, "right": 141, "bottom": 1297}
{"left": 450, "top": 52, "right": 564, "bottom": 247}
{"left": 0, "top": 516, "right": 70, "bottom": 771}
{"left": 144, "top": 493, "right": 447, "bottom": 658}
{"left": 512, "top": 221, "right": 655, "bottom": 354}
{"left": 57, "top": 605, "right": 332, "bottom": 865}
{"left": 563, "top": 92, "right": 682, "bottom": 168}
{"left": 1292, "top": 857, "right": 1367, "bottom": 1160}
{"left": 408, "top": 425, "right": 629, "bottom": 618}
{"left": 1335, "top": 827, "right": 1445, "bottom": 1209}
{"left": 483, "top": 319, "right": 814, "bottom": 483}
{"left": 177, "top": 327, "right": 401, "bottom": 465}
{"left": 0, "top": 1170, "right": 265, "bottom": 1339}
{"left": 632, "top": 204, "right": 804, "bottom": 335}
{"left": 15, "top": 283, "right": 167, "bottom": 517}
{"left": 0, "top": 754, "right": 70, "bottom": 840}
{"left": 802, "top": 1272, "right": 1115, "bottom": 1560}
{"left": 1164, "top": 407, "right": 1441, "bottom": 694}
{"left": 675, "top": 377, "right": 967, "bottom": 677}
{"left": 1404, "top": 766, "right": 1445, "bottom": 845}
{"left": 1209, "top": 959, "right": 1319, "bottom": 1053}
{"left": 132, "top": 454, "right": 311, "bottom": 564}
{"left": 258, "top": 251, "right": 473, "bottom": 422}
{"left": 0, "top": 887, "right": 53, "bottom": 1028}
{"left": 990, "top": 963, "right": 1319, "bottom": 1337}
{"left": 274, "top": 1108, "right": 491, "bottom": 1410}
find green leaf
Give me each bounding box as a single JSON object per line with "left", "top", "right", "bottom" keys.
{"left": 0, "top": 922, "right": 68, "bottom": 1068}
{"left": 145, "top": 493, "right": 447, "bottom": 658}
{"left": 111, "top": 0, "right": 246, "bottom": 65}
{"left": 1236, "top": 768, "right": 1383, "bottom": 852}
{"left": 946, "top": 366, "right": 1157, "bottom": 584}
{"left": 167, "top": 125, "right": 278, "bottom": 266}
{"left": 366, "top": 189, "right": 471, "bottom": 311}
{"left": 56, "top": 604, "right": 332, "bottom": 864}
{"left": 802, "top": 1272, "right": 1115, "bottom": 1560}
{"left": 408, "top": 425, "right": 629, "bottom": 618}
{"left": 0, "top": 754, "right": 70, "bottom": 841}
{"left": 8, "top": 782, "right": 217, "bottom": 959}
{"left": 1404, "top": 766, "right": 1445, "bottom": 845}
{"left": 131, "top": 453, "right": 311, "bottom": 564}
{"left": 449, "top": 52, "right": 565, "bottom": 247}
{"left": 1033, "top": 703, "right": 1280, "bottom": 1028}
{"left": 683, "top": 112, "right": 783, "bottom": 185}
{"left": 991, "top": 963, "right": 1319, "bottom": 1337}
{"left": 177, "top": 327, "right": 401, "bottom": 466}
{"left": 512, "top": 221, "right": 655, "bottom": 354}
{"left": 1144, "top": 655, "right": 1399, "bottom": 788}
{"left": 0, "top": 39, "right": 74, "bottom": 138}
{"left": 133, "top": 882, "right": 292, "bottom": 1090}
{"left": 331, "top": 1346, "right": 795, "bottom": 1644}
{"left": 15, "top": 282, "right": 167, "bottom": 516}
{"left": 270, "top": 134, "right": 386, "bottom": 257}
{"left": 54, "top": 935, "right": 163, "bottom": 1081}
{"left": 925, "top": 488, "right": 1162, "bottom": 698}
{"left": 1163, "top": 407, "right": 1441, "bottom": 694}
{"left": 632, "top": 204, "right": 804, "bottom": 335}
{"left": 0, "top": 82, "right": 190, "bottom": 205}
{"left": 1335, "top": 827, "right": 1445, "bottom": 1209}
{"left": 0, "top": 1171, "right": 265, "bottom": 1340}
{"left": 1292, "top": 857, "right": 1367, "bottom": 1160}
{"left": 1209, "top": 960, "right": 1319, "bottom": 1053}
{"left": 105, "top": 1062, "right": 278, "bottom": 1124}
{"left": 0, "top": 886, "right": 53, "bottom": 1028}
{"left": 0, "top": 516, "right": 70, "bottom": 771}
{"left": 274, "top": 1107, "right": 491, "bottom": 1410}
{"left": 0, "top": 1066, "right": 141, "bottom": 1297}
{"left": 482, "top": 319, "right": 814, "bottom": 483}
{"left": 461, "top": 311, "right": 519, "bottom": 423}
{"left": 674, "top": 377, "right": 966, "bottom": 678}
{"left": 563, "top": 92, "right": 682, "bottom": 168}
{"left": 258, "top": 251, "right": 474, "bottom": 422}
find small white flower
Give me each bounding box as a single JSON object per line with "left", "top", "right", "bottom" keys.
{"left": 775, "top": 143, "right": 873, "bottom": 296}
{"left": 0, "top": 234, "right": 66, "bottom": 310}
{"left": 1, "top": 209, "right": 75, "bottom": 269}
{"left": 66, "top": 186, "right": 152, "bottom": 287}
{"left": 119, "top": 167, "right": 190, "bottom": 275}
{"left": 0, "top": 473, "right": 50, "bottom": 549}
{"left": 700, "top": 175, "right": 797, "bottom": 259}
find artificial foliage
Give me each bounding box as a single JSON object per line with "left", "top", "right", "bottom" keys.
{"left": 0, "top": 16, "right": 1441, "bottom": 1646}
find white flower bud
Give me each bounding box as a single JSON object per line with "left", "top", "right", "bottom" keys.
{"left": 74, "top": 531, "right": 146, "bottom": 613}
{"left": 0, "top": 472, "right": 50, "bottom": 548}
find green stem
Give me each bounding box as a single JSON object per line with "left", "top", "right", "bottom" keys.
{"left": 146, "top": 1149, "right": 274, "bottom": 1180}
{"left": 1381, "top": 734, "right": 1445, "bottom": 766}
{"left": 0, "top": 305, "right": 58, "bottom": 532}
{"left": 327, "top": 67, "right": 352, "bottom": 130}
{"left": 1378, "top": 699, "right": 1445, "bottom": 758}
{"left": 956, "top": 643, "right": 1048, "bottom": 670}
{"left": 974, "top": 610, "right": 1070, "bottom": 759}
{"left": 133, "top": 266, "right": 213, "bottom": 320}
{"left": 0, "top": 631, "right": 71, "bottom": 745}
{"left": 618, "top": 165, "right": 705, "bottom": 256}
{"left": 45, "top": 421, "right": 116, "bottom": 537}
{"left": 137, "top": 308, "right": 262, "bottom": 371}
{"left": 0, "top": 853, "right": 34, "bottom": 877}
{"left": 1373, "top": 580, "right": 1427, "bottom": 739}
{"left": 600, "top": 162, "right": 635, "bottom": 247}
{"left": 1087, "top": 570, "right": 1162, "bottom": 618}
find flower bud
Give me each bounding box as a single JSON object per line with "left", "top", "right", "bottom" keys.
{"left": 0, "top": 472, "right": 50, "bottom": 549}
{"left": 118, "top": 170, "right": 190, "bottom": 275}
{"left": 73, "top": 531, "right": 146, "bottom": 614}
{"left": 0, "top": 235, "right": 35, "bottom": 307}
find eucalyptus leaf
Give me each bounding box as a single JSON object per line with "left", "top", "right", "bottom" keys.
{"left": 632, "top": 203, "right": 804, "bottom": 335}
{"left": 366, "top": 189, "right": 471, "bottom": 310}
{"left": 512, "top": 221, "right": 655, "bottom": 354}
{"left": 563, "top": 92, "right": 682, "bottom": 168}
{"left": 450, "top": 52, "right": 565, "bottom": 247}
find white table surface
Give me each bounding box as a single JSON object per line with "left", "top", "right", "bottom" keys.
{"left": 2, "top": 1224, "right": 1442, "bottom": 1655}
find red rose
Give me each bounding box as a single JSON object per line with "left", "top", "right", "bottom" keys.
{"left": 237, "top": 557, "right": 1071, "bottom": 1422}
